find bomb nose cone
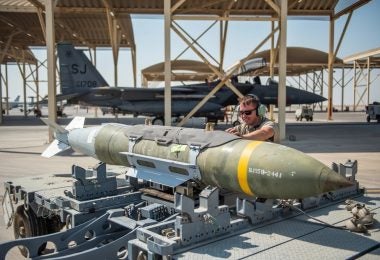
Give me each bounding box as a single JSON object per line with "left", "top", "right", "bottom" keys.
{"left": 320, "top": 167, "right": 354, "bottom": 192}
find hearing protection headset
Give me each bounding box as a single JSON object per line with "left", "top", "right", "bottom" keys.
{"left": 247, "top": 94, "right": 266, "bottom": 118}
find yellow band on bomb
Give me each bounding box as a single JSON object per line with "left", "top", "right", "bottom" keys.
{"left": 237, "top": 141, "right": 261, "bottom": 196}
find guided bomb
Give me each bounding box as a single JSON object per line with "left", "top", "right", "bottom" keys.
{"left": 42, "top": 117, "right": 352, "bottom": 199}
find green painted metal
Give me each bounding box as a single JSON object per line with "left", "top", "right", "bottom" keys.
{"left": 94, "top": 124, "right": 352, "bottom": 199}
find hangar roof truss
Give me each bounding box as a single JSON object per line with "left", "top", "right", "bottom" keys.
{"left": 0, "top": 0, "right": 371, "bottom": 67}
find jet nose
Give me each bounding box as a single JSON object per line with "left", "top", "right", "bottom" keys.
{"left": 314, "top": 94, "right": 327, "bottom": 103}
{"left": 319, "top": 167, "right": 354, "bottom": 193}
{"left": 303, "top": 92, "right": 327, "bottom": 104}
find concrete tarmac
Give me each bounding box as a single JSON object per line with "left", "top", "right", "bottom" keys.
{"left": 0, "top": 107, "right": 379, "bottom": 259}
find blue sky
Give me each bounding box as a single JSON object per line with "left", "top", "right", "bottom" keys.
{"left": 2, "top": 1, "right": 380, "bottom": 106}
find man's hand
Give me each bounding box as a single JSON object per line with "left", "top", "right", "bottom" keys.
{"left": 225, "top": 127, "right": 240, "bottom": 136}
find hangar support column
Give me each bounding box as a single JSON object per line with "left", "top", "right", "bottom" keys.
{"left": 278, "top": 0, "right": 287, "bottom": 141}
{"left": 0, "top": 65, "right": 2, "bottom": 124}
{"left": 327, "top": 17, "right": 334, "bottom": 120}
{"left": 46, "top": 0, "right": 57, "bottom": 141}
{"left": 164, "top": 0, "right": 172, "bottom": 126}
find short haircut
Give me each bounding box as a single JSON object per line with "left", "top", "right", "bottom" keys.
{"left": 238, "top": 94, "right": 260, "bottom": 107}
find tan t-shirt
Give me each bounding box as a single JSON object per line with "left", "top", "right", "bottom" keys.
{"left": 233, "top": 117, "right": 279, "bottom": 142}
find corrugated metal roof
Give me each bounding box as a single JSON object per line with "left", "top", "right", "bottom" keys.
{"left": 0, "top": 0, "right": 371, "bottom": 65}
{"left": 141, "top": 59, "right": 219, "bottom": 82}
{"left": 1, "top": 46, "right": 36, "bottom": 64}
{"left": 53, "top": 0, "right": 335, "bottom": 16}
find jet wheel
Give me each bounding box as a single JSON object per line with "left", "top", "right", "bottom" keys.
{"left": 152, "top": 117, "right": 164, "bottom": 125}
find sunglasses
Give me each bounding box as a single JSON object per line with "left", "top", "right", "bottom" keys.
{"left": 239, "top": 109, "right": 256, "bottom": 116}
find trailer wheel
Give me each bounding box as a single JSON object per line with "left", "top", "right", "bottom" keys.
{"left": 14, "top": 206, "right": 33, "bottom": 257}
{"left": 13, "top": 206, "right": 48, "bottom": 256}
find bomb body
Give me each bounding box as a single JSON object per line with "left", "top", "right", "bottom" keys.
{"left": 44, "top": 120, "right": 352, "bottom": 199}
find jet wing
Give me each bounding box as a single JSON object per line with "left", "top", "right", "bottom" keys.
{"left": 155, "top": 93, "right": 216, "bottom": 99}
{"left": 88, "top": 87, "right": 123, "bottom": 98}
{"left": 59, "top": 87, "right": 122, "bottom": 101}
{"left": 120, "top": 88, "right": 162, "bottom": 101}
{"left": 171, "top": 87, "right": 216, "bottom": 99}
{"left": 91, "top": 87, "right": 124, "bottom": 94}
{"left": 55, "top": 92, "right": 85, "bottom": 102}
{"left": 120, "top": 86, "right": 214, "bottom": 101}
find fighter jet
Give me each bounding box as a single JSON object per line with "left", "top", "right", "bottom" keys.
{"left": 57, "top": 43, "right": 326, "bottom": 124}
{"left": 2, "top": 95, "right": 24, "bottom": 114}
{"left": 2, "top": 95, "right": 21, "bottom": 110}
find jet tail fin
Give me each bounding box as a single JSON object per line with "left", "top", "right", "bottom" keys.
{"left": 41, "top": 117, "right": 85, "bottom": 158}
{"left": 57, "top": 42, "right": 109, "bottom": 96}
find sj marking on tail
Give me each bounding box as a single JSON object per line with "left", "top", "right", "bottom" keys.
{"left": 71, "top": 64, "right": 87, "bottom": 74}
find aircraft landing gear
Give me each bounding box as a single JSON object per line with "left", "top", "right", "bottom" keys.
{"left": 152, "top": 117, "right": 164, "bottom": 125}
